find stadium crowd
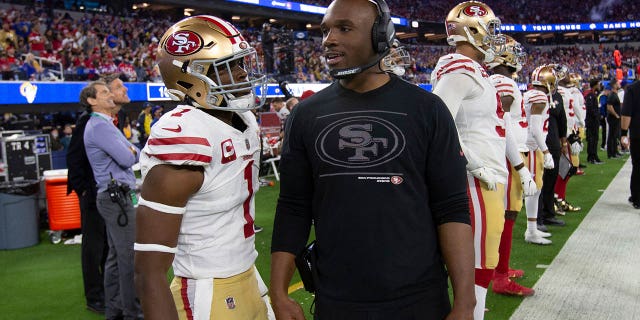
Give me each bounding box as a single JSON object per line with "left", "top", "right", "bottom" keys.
{"left": 1, "top": 2, "right": 640, "bottom": 84}
{"left": 298, "top": 0, "right": 638, "bottom": 23}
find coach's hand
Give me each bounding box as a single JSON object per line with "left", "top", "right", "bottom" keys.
{"left": 272, "top": 296, "right": 306, "bottom": 320}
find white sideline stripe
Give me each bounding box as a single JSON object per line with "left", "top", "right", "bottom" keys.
{"left": 511, "top": 159, "right": 640, "bottom": 319}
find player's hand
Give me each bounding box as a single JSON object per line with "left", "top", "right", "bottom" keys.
{"left": 469, "top": 166, "right": 497, "bottom": 191}
{"left": 272, "top": 296, "right": 306, "bottom": 320}
{"left": 517, "top": 167, "right": 537, "bottom": 196}
{"left": 543, "top": 152, "right": 555, "bottom": 169}
{"left": 570, "top": 141, "right": 582, "bottom": 155}
{"left": 621, "top": 135, "right": 630, "bottom": 149}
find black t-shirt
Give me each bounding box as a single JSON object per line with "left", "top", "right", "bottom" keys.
{"left": 584, "top": 90, "right": 600, "bottom": 122}
{"left": 608, "top": 91, "right": 622, "bottom": 116}
{"left": 622, "top": 80, "right": 640, "bottom": 139}
{"left": 271, "top": 76, "right": 470, "bottom": 305}
{"left": 547, "top": 91, "right": 567, "bottom": 151}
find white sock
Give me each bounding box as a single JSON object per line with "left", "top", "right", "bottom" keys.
{"left": 524, "top": 190, "right": 541, "bottom": 233}
{"left": 474, "top": 285, "right": 488, "bottom": 320}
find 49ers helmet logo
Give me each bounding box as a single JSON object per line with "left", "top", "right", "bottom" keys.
{"left": 165, "top": 31, "right": 203, "bottom": 56}
{"left": 463, "top": 5, "right": 487, "bottom": 17}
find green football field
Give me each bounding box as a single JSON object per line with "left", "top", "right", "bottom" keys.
{"left": 0, "top": 148, "right": 626, "bottom": 319}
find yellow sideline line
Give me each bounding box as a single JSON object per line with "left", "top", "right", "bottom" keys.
{"left": 288, "top": 281, "right": 304, "bottom": 294}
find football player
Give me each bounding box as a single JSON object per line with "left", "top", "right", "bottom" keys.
{"left": 133, "top": 15, "right": 274, "bottom": 320}
{"left": 523, "top": 65, "right": 558, "bottom": 245}
{"left": 431, "top": 1, "right": 507, "bottom": 318}
{"left": 554, "top": 72, "right": 584, "bottom": 212}
{"left": 487, "top": 35, "right": 537, "bottom": 297}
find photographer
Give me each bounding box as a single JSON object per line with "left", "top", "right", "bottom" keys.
{"left": 262, "top": 23, "right": 276, "bottom": 74}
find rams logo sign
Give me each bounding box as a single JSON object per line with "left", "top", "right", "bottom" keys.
{"left": 165, "top": 31, "right": 203, "bottom": 56}
{"left": 315, "top": 116, "right": 405, "bottom": 168}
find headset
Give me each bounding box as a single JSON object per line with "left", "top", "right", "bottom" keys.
{"left": 370, "top": 0, "right": 394, "bottom": 53}
{"left": 330, "top": 0, "right": 395, "bottom": 78}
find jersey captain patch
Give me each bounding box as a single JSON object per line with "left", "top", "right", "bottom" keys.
{"left": 220, "top": 139, "right": 237, "bottom": 163}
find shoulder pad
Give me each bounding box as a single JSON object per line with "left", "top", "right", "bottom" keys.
{"left": 434, "top": 54, "right": 481, "bottom": 81}
{"left": 144, "top": 111, "right": 212, "bottom": 166}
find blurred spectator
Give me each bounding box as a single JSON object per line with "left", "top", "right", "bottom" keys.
{"left": 49, "top": 127, "right": 63, "bottom": 151}
{"left": 150, "top": 105, "right": 163, "bottom": 127}
{"left": 0, "top": 22, "right": 18, "bottom": 51}
{"left": 271, "top": 97, "right": 289, "bottom": 120}
{"left": 22, "top": 53, "right": 44, "bottom": 80}
{"left": 128, "top": 119, "right": 141, "bottom": 149}
{"left": 59, "top": 123, "right": 73, "bottom": 151}
{"left": 137, "top": 102, "right": 152, "bottom": 145}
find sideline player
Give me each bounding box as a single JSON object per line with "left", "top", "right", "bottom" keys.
{"left": 523, "top": 65, "right": 558, "bottom": 245}
{"left": 431, "top": 1, "right": 506, "bottom": 318}
{"left": 554, "top": 72, "right": 584, "bottom": 212}
{"left": 487, "top": 35, "right": 537, "bottom": 297}
{"left": 134, "top": 15, "right": 274, "bottom": 320}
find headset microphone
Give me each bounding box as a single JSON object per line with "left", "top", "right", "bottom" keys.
{"left": 329, "top": 48, "right": 389, "bottom": 79}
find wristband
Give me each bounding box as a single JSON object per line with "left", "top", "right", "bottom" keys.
{"left": 622, "top": 129, "right": 628, "bottom": 136}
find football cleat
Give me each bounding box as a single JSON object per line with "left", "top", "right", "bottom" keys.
{"left": 492, "top": 276, "right": 535, "bottom": 297}
{"left": 525, "top": 230, "right": 552, "bottom": 245}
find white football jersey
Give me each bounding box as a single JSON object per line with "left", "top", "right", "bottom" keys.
{"left": 557, "top": 86, "right": 575, "bottom": 135}
{"left": 523, "top": 89, "right": 550, "bottom": 151}
{"left": 140, "top": 105, "right": 261, "bottom": 279}
{"left": 568, "top": 86, "right": 586, "bottom": 129}
{"left": 490, "top": 74, "right": 528, "bottom": 152}
{"left": 432, "top": 53, "right": 508, "bottom": 183}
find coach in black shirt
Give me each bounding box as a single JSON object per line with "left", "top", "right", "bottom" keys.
{"left": 621, "top": 80, "right": 640, "bottom": 208}
{"left": 539, "top": 91, "right": 568, "bottom": 227}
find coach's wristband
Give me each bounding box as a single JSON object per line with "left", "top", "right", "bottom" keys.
{"left": 622, "top": 129, "right": 628, "bottom": 136}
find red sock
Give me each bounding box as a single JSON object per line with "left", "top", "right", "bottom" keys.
{"left": 554, "top": 175, "right": 569, "bottom": 200}
{"left": 495, "top": 218, "right": 515, "bottom": 275}
{"left": 475, "top": 268, "right": 495, "bottom": 288}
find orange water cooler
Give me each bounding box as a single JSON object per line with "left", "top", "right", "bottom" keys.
{"left": 43, "top": 170, "right": 81, "bottom": 236}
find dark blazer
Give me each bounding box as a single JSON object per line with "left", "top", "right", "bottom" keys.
{"left": 66, "top": 111, "right": 96, "bottom": 196}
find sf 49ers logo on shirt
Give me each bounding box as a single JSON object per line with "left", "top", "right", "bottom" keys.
{"left": 463, "top": 5, "right": 487, "bottom": 17}
{"left": 221, "top": 139, "right": 237, "bottom": 164}
{"left": 165, "top": 31, "right": 203, "bottom": 56}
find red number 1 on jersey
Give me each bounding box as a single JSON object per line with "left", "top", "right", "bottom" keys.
{"left": 243, "top": 160, "right": 256, "bottom": 238}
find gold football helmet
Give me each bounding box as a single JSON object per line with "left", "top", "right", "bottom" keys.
{"left": 531, "top": 65, "right": 558, "bottom": 93}
{"left": 487, "top": 35, "right": 525, "bottom": 72}
{"left": 156, "top": 15, "right": 267, "bottom": 111}
{"left": 569, "top": 73, "right": 582, "bottom": 88}
{"left": 445, "top": 1, "right": 505, "bottom": 63}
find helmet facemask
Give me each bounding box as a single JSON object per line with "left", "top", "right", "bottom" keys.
{"left": 381, "top": 40, "right": 411, "bottom": 76}
{"left": 487, "top": 36, "right": 526, "bottom": 72}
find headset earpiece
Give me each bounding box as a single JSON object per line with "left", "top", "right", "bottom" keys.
{"left": 370, "top": 0, "right": 394, "bottom": 53}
